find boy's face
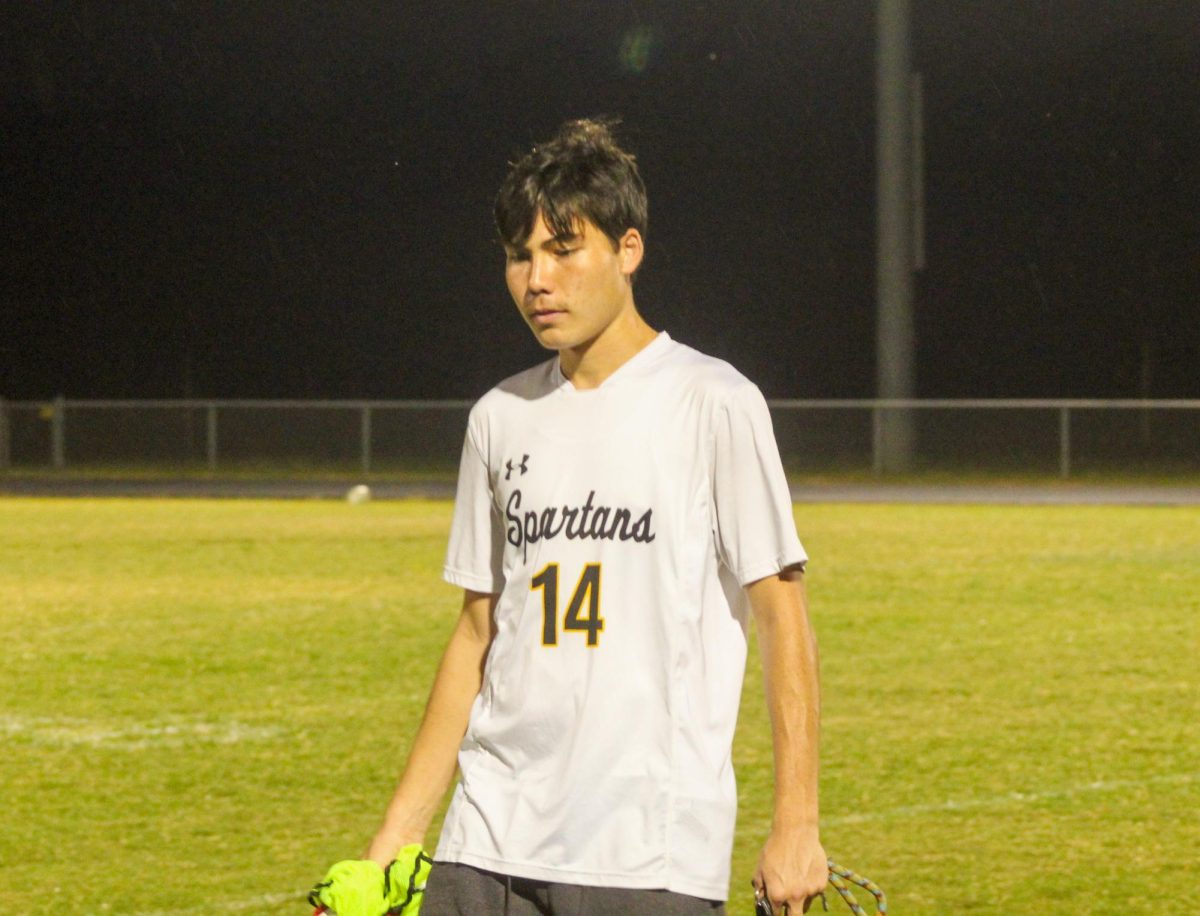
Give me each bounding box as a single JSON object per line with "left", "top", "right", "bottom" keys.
{"left": 504, "top": 211, "right": 641, "bottom": 353}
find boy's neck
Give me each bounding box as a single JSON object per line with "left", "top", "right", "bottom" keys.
{"left": 559, "top": 309, "right": 658, "bottom": 390}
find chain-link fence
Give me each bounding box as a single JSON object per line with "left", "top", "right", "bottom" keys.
{"left": 2, "top": 398, "right": 1198, "bottom": 477}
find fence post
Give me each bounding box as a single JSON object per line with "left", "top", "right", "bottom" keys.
{"left": 360, "top": 404, "right": 372, "bottom": 474}
{"left": 1058, "top": 406, "right": 1071, "bottom": 479}
{"left": 0, "top": 397, "right": 9, "bottom": 470}
{"left": 206, "top": 403, "right": 218, "bottom": 471}
{"left": 52, "top": 395, "right": 66, "bottom": 469}
{"left": 872, "top": 405, "right": 884, "bottom": 476}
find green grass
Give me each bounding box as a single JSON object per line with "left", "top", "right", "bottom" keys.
{"left": 1, "top": 499, "right": 1197, "bottom": 914}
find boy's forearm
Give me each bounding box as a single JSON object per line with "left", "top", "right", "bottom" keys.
{"left": 749, "top": 571, "right": 821, "bottom": 830}
{"left": 367, "top": 591, "right": 496, "bottom": 864}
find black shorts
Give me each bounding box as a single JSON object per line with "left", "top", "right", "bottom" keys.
{"left": 421, "top": 861, "right": 726, "bottom": 916}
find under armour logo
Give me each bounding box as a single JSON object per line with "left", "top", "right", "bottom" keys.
{"left": 505, "top": 454, "right": 530, "bottom": 480}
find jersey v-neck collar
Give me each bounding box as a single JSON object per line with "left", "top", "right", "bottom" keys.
{"left": 551, "top": 331, "right": 672, "bottom": 393}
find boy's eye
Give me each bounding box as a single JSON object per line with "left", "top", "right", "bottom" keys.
{"left": 507, "top": 251, "right": 530, "bottom": 263}
{"left": 553, "top": 247, "right": 575, "bottom": 257}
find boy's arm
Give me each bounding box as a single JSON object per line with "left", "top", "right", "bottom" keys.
{"left": 365, "top": 588, "right": 498, "bottom": 866}
{"left": 747, "top": 569, "right": 827, "bottom": 912}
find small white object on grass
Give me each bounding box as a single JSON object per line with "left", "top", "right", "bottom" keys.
{"left": 345, "top": 484, "right": 372, "bottom": 505}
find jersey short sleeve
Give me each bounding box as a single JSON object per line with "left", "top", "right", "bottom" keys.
{"left": 710, "top": 380, "right": 807, "bottom": 585}
{"left": 443, "top": 422, "right": 504, "bottom": 594}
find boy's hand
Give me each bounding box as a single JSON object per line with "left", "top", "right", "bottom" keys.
{"left": 308, "top": 845, "right": 432, "bottom": 916}
{"left": 752, "top": 828, "right": 828, "bottom": 913}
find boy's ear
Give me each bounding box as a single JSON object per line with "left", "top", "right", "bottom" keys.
{"left": 618, "top": 228, "right": 644, "bottom": 278}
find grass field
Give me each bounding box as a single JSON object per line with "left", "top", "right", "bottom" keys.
{"left": 1, "top": 498, "right": 1197, "bottom": 915}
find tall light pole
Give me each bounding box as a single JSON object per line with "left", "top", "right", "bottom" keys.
{"left": 876, "top": 0, "right": 922, "bottom": 472}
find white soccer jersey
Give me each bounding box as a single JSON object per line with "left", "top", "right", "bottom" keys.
{"left": 437, "top": 332, "right": 806, "bottom": 901}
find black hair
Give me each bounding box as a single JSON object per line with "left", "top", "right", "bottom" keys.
{"left": 494, "top": 118, "right": 648, "bottom": 250}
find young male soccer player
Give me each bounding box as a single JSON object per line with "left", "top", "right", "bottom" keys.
{"left": 311, "top": 119, "right": 826, "bottom": 915}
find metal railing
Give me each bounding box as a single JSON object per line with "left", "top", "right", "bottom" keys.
{"left": 769, "top": 398, "right": 1200, "bottom": 477}
{"left": 1, "top": 397, "right": 1198, "bottom": 478}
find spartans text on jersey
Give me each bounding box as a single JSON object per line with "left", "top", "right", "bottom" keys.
{"left": 505, "top": 488, "right": 656, "bottom": 560}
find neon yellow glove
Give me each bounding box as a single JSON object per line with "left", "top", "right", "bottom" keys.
{"left": 308, "top": 859, "right": 385, "bottom": 916}
{"left": 308, "top": 845, "right": 432, "bottom": 916}
{"left": 383, "top": 844, "right": 433, "bottom": 915}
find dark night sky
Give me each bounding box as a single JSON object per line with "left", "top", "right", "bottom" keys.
{"left": 3, "top": 2, "right": 1197, "bottom": 401}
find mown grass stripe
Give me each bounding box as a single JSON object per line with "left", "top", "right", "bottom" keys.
{"left": 824, "top": 772, "right": 1198, "bottom": 825}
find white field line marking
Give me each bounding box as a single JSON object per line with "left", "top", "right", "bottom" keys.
{"left": 825, "top": 771, "right": 1198, "bottom": 825}
{"left": 129, "top": 890, "right": 301, "bottom": 915}
{"left": 0, "top": 714, "right": 282, "bottom": 750}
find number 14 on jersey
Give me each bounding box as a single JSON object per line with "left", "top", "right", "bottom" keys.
{"left": 531, "top": 563, "right": 604, "bottom": 647}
